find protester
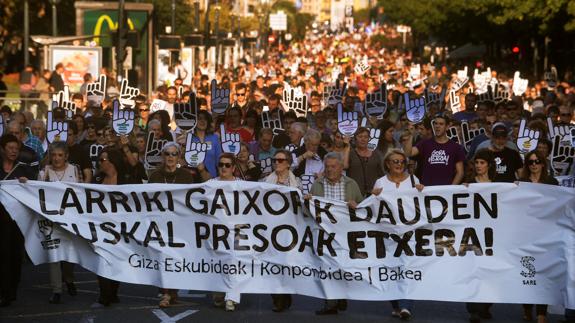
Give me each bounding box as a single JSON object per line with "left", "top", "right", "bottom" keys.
{"left": 211, "top": 153, "right": 242, "bottom": 312}
{"left": 93, "top": 147, "right": 135, "bottom": 307}
{"left": 345, "top": 127, "right": 385, "bottom": 197}
{"left": 264, "top": 149, "right": 301, "bottom": 312}
{"left": 371, "top": 149, "right": 423, "bottom": 320}
{"left": 36, "top": 142, "right": 79, "bottom": 304}
{"left": 309, "top": 152, "right": 363, "bottom": 315}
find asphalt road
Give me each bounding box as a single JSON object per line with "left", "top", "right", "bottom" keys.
{"left": 0, "top": 263, "right": 568, "bottom": 323}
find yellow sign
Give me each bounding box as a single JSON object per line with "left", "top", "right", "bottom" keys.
{"left": 93, "top": 14, "right": 135, "bottom": 44}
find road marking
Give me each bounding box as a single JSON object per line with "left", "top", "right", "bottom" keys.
{"left": 79, "top": 314, "right": 95, "bottom": 323}
{"left": 151, "top": 309, "right": 198, "bottom": 323}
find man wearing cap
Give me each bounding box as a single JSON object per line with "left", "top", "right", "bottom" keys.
{"left": 483, "top": 122, "right": 523, "bottom": 182}
{"left": 404, "top": 114, "right": 466, "bottom": 186}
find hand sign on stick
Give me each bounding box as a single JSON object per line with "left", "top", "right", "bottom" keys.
{"left": 364, "top": 83, "right": 387, "bottom": 118}
{"left": 184, "top": 133, "right": 208, "bottom": 167}
{"left": 144, "top": 133, "right": 168, "bottom": 169}
{"left": 516, "top": 119, "right": 540, "bottom": 154}
{"left": 87, "top": 75, "right": 107, "bottom": 106}
{"left": 220, "top": 124, "right": 240, "bottom": 155}
{"left": 337, "top": 102, "right": 358, "bottom": 137}
{"left": 119, "top": 79, "right": 140, "bottom": 110}
{"left": 46, "top": 111, "right": 68, "bottom": 143}
{"left": 112, "top": 99, "right": 135, "bottom": 136}
{"left": 404, "top": 92, "right": 425, "bottom": 124}
{"left": 211, "top": 79, "right": 230, "bottom": 114}
{"left": 174, "top": 92, "right": 198, "bottom": 131}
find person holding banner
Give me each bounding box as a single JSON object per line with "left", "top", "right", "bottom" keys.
{"left": 264, "top": 149, "right": 302, "bottom": 312}
{"left": 0, "top": 134, "right": 38, "bottom": 307}
{"left": 463, "top": 148, "right": 496, "bottom": 323}
{"left": 293, "top": 128, "right": 327, "bottom": 177}
{"left": 211, "top": 153, "right": 242, "bottom": 312}
{"left": 148, "top": 142, "right": 196, "bottom": 308}
{"left": 517, "top": 150, "right": 557, "bottom": 323}
{"left": 309, "top": 152, "right": 363, "bottom": 315}
{"left": 93, "top": 147, "right": 136, "bottom": 307}
{"left": 234, "top": 142, "right": 262, "bottom": 181}
{"left": 36, "top": 142, "right": 80, "bottom": 304}
{"left": 371, "top": 149, "right": 423, "bottom": 321}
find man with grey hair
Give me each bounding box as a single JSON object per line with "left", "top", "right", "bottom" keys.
{"left": 7, "top": 120, "right": 45, "bottom": 160}
{"left": 288, "top": 122, "right": 306, "bottom": 148}
{"left": 30, "top": 119, "right": 47, "bottom": 153}
{"left": 309, "top": 151, "right": 363, "bottom": 315}
{"left": 293, "top": 128, "right": 327, "bottom": 177}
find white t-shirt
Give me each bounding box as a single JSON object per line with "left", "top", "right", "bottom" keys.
{"left": 373, "top": 174, "right": 420, "bottom": 192}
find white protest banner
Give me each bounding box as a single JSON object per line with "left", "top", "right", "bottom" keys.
{"left": 0, "top": 181, "right": 573, "bottom": 308}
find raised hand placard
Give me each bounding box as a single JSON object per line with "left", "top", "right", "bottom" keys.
{"left": 184, "top": 133, "right": 207, "bottom": 168}
{"left": 425, "top": 87, "right": 446, "bottom": 110}
{"left": 174, "top": 92, "right": 198, "bottom": 131}
{"left": 220, "top": 124, "right": 240, "bottom": 155}
{"left": 367, "top": 128, "right": 381, "bottom": 151}
{"left": 404, "top": 93, "right": 425, "bottom": 124}
{"left": 119, "top": 79, "right": 140, "bottom": 110}
{"left": 354, "top": 59, "right": 370, "bottom": 76}
{"left": 512, "top": 71, "right": 528, "bottom": 96}
{"left": 259, "top": 157, "right": 273, "bottom": 177}
{"left": 300, "top": 174, "right": 315, "bottom": 195}
{"left": 210, "top": 79, "right": 230, "bottom": 114}
{"left": 551, "top": 134, "right": 575, "bottom": 176}
{"left": 461, "top": 121, "right": 485, "bottom": 152}
{"left": 283, "top": 86, "right": 308, "bottom": 118}
{"left": 144, "top": 133, "right": 168, "bottom": 169}
{"left": 449, "top": 90, "right": 461, "bottom": 113}
{"left": 46, "top": 111, "right": 68, "bottom": 144}
{"left": 337, "top": 102, "right": 358, "bottom": 137}
{"left": 89, "top": 144, "right": 104, "bottom": 171}
{"left": 326, "top": 82, "right": 347, "bottom": 107}
{"left": 86, "top": 74, "right": 107, "bottom": 106}
{"left": 0, "top": 115, "right": 4, "bottom": 137}
{"left": 364, "top": 83, "right": 387, "bottom": 118}
{"left": 547, "top": 117, "right": 572, "bottom": 146}
{"left": 112, "top": 99, "right": 135, "bottom": 136}
{"left": 52, "top": 86, "right": 76, "bottom": 116}
{"left": 445, "top": 125, "right": 461, "bottom": 144}
{"left": 261, "top": 107, "right": 283, "bottom": 136}
{"left": 516, "top": 119, "right": 540, "bottom": 154}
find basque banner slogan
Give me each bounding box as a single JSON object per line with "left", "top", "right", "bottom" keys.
{"left": 0, "top": 180, "right": 573, "bottom": 308}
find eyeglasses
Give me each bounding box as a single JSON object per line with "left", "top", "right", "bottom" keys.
{"left": 527, "top": 159, "right": 542, "bottom": 166}
{"left": 560, "top": 113, "right": 572, "bottom": 117}
{"left": 390, "top": 159, "right": 406, "bottom": 165}
{"left": 140, "top": 109, "right": 149, "bottom": 112}
{"left": 218, "top": 162, "right": 233, "bottom": 168}
{"left": 272, "top": 158, "right": 288, "bottom": 164}
{"left": 163, "top": 151, "right": 178, "bottom": 157}
{"left": 99, "top": 158, "right": 108, "bottom": 163}
{"left": 236, "top": 92, "right": 246, "bottom": 97}
{"left": 96, "top": 132, "right": 104, "bottom": 136}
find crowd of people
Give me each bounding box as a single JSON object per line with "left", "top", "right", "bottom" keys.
{"left": 0, "top": 25, "right": 574, "bottom": 323}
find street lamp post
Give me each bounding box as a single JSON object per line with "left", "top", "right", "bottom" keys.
{"left": 214, "top": 4, "right": 221, "bottom": 72}
{"left": 49, "top": 0, "right": 61, "bottom": 36}
{"left": 171, "top": 0, "right": 176, "bottom": 34}
{"left": 193, "top": 0, "right": 200, "bottom": 32}
{"left": 24, "top": 0, "right": 30, "bottom": 66}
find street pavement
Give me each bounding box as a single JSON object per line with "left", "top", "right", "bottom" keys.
{"left": 0, "top": 262, "right": 568, "bottom": 323}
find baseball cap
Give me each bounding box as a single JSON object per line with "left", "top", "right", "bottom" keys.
{"left": 491, "top": 122, "right": 508, "bottom": 137}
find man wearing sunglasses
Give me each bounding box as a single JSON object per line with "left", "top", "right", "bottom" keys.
{"left": 231, "top": 83, "right": 249, "bottom": 116}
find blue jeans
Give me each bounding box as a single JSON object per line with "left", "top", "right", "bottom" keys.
{"left": 391, "top": 299, "right": 414, "bottom": 311}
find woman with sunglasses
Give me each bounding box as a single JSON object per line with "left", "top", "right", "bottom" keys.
{"left": 372, "top": 149, "right": 423, "bottom": 321}
{"left": 93, "top": 147, "right": 136, "bottom": 307}
{"left": 148, "top": 142, "right": 198, "bottom": 308}
{"left": 264, "top": 150, "right": 302, "bottom": 312}
{"left": 211, "top": 153, "right": 241, "bottom": 311}
{"left": 517, "top": 150, "right": 557, "bottom": 323}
